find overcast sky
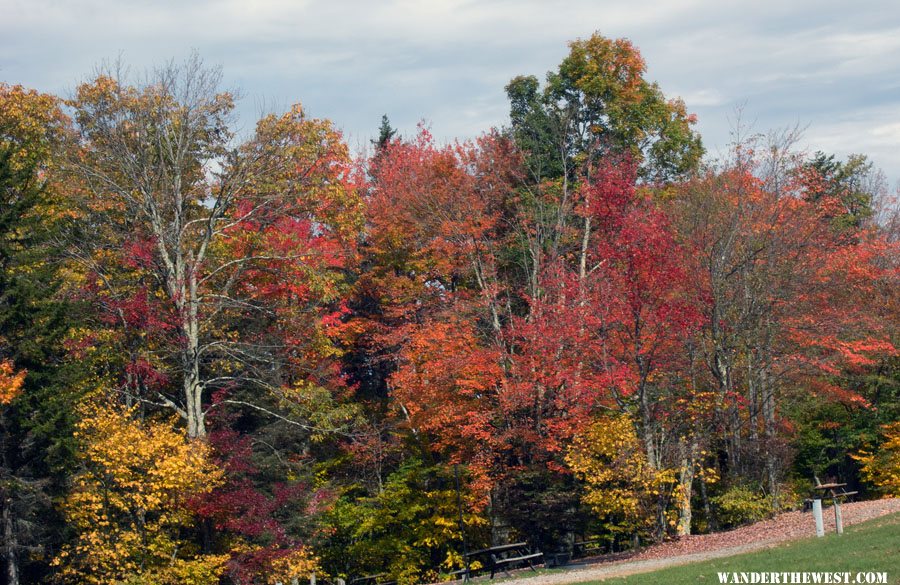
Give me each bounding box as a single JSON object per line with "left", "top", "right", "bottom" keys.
{"left": 3, "top": 0, "right": 899, "bottom": 184}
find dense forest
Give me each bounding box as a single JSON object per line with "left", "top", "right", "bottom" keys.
{"left": 1, "top": 32, "right": 899, "bottom": 585}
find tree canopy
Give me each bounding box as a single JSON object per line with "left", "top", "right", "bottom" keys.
{"left": 0, "top": 33, "right": 898, "bottom": 585}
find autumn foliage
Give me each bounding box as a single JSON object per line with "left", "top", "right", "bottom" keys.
{"left": 0, "top": 33, "right": 898, "bottom": 585}
{"left": 854, "top": 423, "right": 900, "bottom": 497}
{"left": 0, "top": 360, "right": 25, "bottom": 404}
{"left": 53, "top": 402, "right": 227, "bottom": 584}
{"left": 567, "top": 415, "right": 676, "bottom": 537}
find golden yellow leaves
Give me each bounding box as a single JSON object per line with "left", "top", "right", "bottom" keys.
{"left": 0, "top": 83, "right": 69, "bottom": 170}
{"left": 0, "top": 359, "right": 25, "bottom": 404}
{"left": 566, "top": 415, "right": 675, "bottom": 532}
{"left": 243, "top": 103, "right": 365, "bottom": 241}
{"left": 853, "top": 422, "right": 900, "bottom": 497}
{"left": 53, "top": 400, "right": 226, "bottom": 584}
{"left": 266, "top": 547, "right": 319, "bottom": 585}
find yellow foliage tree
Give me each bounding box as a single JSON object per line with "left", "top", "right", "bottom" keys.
{"left": 566, "top": 415, "right": 676, "bottom": 538}
{"left": 0, "top": 83, "right": 69, "bottom": 171}
{"left": 853, "top": 422, "right": 900, "bottom": 497}
{"left": 266, "top": 547, "right": 319, "bottom": 585}
{"left": 52, "top": 401, "right": 228, "bottom": 584}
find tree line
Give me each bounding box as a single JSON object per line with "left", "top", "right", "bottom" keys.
{"left": 1, "top": 33, "right": 899, "bottom": 585}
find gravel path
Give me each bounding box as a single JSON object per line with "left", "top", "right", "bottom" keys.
{"left": 485, "top": 498, "right": 900, "bottom": 585}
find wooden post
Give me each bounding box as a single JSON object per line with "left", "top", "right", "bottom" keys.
{"left": 812, "top": 499, "right": 824, "bottom": 537}
{"left": 834, "top": 500, "right": 843, "bottom": 535}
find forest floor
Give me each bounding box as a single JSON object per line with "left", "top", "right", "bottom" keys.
{"left": 474, "top": 498, "right": 900, "bottom": 585}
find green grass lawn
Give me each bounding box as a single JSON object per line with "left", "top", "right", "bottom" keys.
{"left": 587, "top": 512, "right": 900, "bottom": 585}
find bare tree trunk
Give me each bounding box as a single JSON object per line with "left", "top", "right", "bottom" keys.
{"left": 578, "top": 216, "right": 591, "bottom": 282}
{"left": 763, "top": 383, "right": 779, "bottom": 508}
{"left": 759, "top": 331, "right": 780, "bottom": 508}
{"left": 642, "top": 425, "right": 659, "bottom": 473}
{"left": 699, "top": 473, "right": 716, "bottom": 532}
{"left": 184, "top": 264, "right": 206, "bottom": 440}
{"left": 182, "top": 295, "right": 205, "bottom": 440}
{"left": 184, "top": 370, "right": 205, "bottom": 440}
{"left": 677, "top": 438, "right": 697, "bottom": 536}
{"left": 748, "top": 354, "right": 759, "bottom": 446}
{"left": 637, "top": 408, "right": 667, "bottom": 540}
{"left": 2, "top": 496, "right": 19, "bottom": 585}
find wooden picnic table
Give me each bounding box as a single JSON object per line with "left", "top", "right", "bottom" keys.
{"left": 465, "top": 542, "right": 543, "bottom": 579}
{"left": 813, "top": 482, "right": 857, "bottom": 499}
{"left": 812, "top": 482, "right": 857, "bottom": 535}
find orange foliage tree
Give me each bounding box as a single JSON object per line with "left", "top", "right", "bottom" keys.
{"left": 670, "top": 133, "right": 898, "bottom": 506}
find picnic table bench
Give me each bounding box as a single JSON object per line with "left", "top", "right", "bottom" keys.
{"left": 447, "top": 567, "right": 470, "bottom": 579}
{"left": 549, "top": 537, "right": 605, "bottom": 566}
{"left": 572, "top": 538, "right": 604, "bottom": 558}
{"left": 465, "top": 542, "right": 543, "bottom": 579}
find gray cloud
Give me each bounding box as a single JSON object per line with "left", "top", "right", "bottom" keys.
{"left": 2, "top": 0, "right": 899, "bottom": 182}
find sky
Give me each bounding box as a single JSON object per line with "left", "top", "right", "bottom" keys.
{"left": 3, "top": 0, "right": 900, "bottom": 184}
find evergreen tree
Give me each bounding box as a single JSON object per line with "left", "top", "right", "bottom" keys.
{"left": 373, "top": 114, "right": 398, "bottom": 151}
{"left": 0, "top": 132, "right": 80, "bottom": 585}
{"left": 803, "top": 152, "right": 878, "bottom": 232}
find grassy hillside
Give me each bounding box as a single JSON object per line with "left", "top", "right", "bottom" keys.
{"left": 587, "top": 512, "right": 900, "bottom": 585}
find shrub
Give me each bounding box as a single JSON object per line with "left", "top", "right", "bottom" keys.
{"left": 712, "top": 485, "right": 771, "bottom": 528}
{"left": 776, "top": 478, "right": 813, "bottom": 511}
